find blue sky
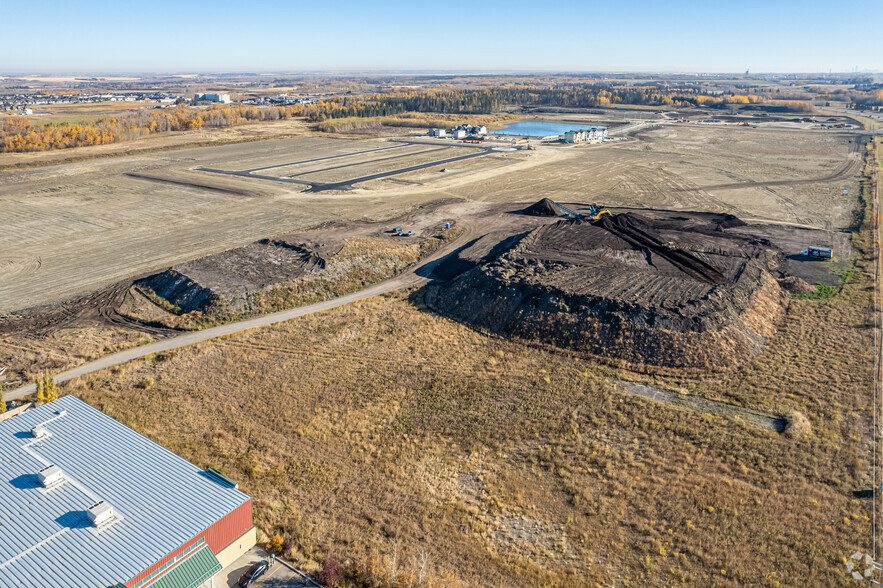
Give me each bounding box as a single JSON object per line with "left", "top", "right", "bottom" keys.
{"left": 4, "top": 0, "right": 881, "bottom": 73}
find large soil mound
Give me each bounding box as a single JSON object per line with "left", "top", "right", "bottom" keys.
{"left": 426, "top": 212, "right": 787, "bottom": 370}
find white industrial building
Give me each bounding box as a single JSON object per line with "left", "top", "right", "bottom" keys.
{"left": 194, "top": 93, "right": 231, "bottom": 104}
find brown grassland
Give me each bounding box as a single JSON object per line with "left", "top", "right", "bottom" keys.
{"left": 65, "top": 158, "right": 876, "bottom": 587}
{"left": 0, "top": 326, "right": 152, "bottom": 385}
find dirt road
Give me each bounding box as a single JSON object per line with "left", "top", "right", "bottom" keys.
{"left": 1, "top": 225, "right": 473, "bottom": 403}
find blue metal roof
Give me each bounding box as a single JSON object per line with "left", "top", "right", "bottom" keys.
{"left": 0, "top": 396, "right": 250, "bottom": 588}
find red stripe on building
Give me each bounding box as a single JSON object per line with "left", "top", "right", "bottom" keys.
{"left": 126, "top": 500, "right": 253, "bottom": 587}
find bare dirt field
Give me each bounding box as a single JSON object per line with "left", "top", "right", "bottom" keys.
{"left": 0, "top": 122, "right": 867, "bottom": 389}
{"left": 259, "top": 144, "right": 457, "bottom": 179}
{"left": 0, "top": 124, "right": 863, "bottom": 319}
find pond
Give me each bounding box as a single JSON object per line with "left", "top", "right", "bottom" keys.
{"left": 490, "top": 121, "right": 605, "bottom": 137}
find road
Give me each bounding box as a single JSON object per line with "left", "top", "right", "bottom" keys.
{"left": 198, "top": 139, "right": 496, "bottom": 192}
{"left": 607, "top": 120, "right": 661, "bottom": 136}
{"left": 1, "top": 226, "right": 474, "bottom": 403}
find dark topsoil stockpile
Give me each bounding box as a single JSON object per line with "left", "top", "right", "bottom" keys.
{"left": 520, "top": 197, "right": 582, "bottom": 218}
{"left": 522, "top": 198, "right": 569, "bottom": 217}
{"left": 426, "top": 211, "right": 788, "bottom": 371}
{"left": 140, "top": 239, "right": 324, "bottom": 312}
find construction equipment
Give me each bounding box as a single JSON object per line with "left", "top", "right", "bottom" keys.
{"left": 800, "top": 246, "right": 833, "bottom": 259}
{"left": 587, "top": 204, "right": 613, "bottom": 220}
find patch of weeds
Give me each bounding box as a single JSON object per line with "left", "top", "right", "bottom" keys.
{"left": 792, "top": 283, "right": 839, "bottom": 300}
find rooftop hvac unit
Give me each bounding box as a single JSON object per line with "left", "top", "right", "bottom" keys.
{"left": 38, "top": 464, "right": 64, "bottom": 489}
{"left": 30, "top": 425, "right": 47, "bottom": 439}
{"left": 87, "top": 501, "right": 115, "bottom": 528}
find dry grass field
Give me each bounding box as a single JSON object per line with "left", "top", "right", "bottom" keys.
{"left": 0, "top": 326, "right": 152, "bottom": 385}
{"left": 0, "top": 101, "right": 158, "bottom": 125}
{"left": 65, "top": 261, "right": 873, "bottom": 586}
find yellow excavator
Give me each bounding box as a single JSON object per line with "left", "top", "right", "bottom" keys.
{"left": 587, "top": 204, "right": 612, "bottom": 220}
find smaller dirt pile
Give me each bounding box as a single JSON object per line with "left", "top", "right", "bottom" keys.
{"left": 521, "top": 198, "right": 580, "bottom": 218}
{"left": 140, "top": 240, "right": 325, "bottom": 313}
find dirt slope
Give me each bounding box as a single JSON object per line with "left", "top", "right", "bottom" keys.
{"left": 426, "top": 211, "right": 788, "bottom": 370}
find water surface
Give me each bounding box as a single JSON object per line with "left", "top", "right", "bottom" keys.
{"left": 490, "top": 121, "right": 605, "bottom": 137}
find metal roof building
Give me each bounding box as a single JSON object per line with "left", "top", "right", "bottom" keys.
{"left": 0, "top": 396, "right": 256, "bottom": 588}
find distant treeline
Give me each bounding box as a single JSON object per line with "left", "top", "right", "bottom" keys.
{"left": 2, "top": 85, "right": 820, "bottom": 153}
{"left": 813, "top": 88, "right": 883, "bottom": 107}
{"left": 296, "top": 86, "right": 814, "bottom": 122}
{"left": 315, "top": 112, "right": 509, "bottom": 133}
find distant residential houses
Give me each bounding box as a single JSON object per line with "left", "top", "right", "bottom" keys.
{"left": 241, "top": 94, "right": 317, "bottom": 106}
{"left": 429, "top": 124, "right": 488, "bottom": 139}
{"left": 430, "top": 124, "right": 607, "bottom": 143}
{"left": 0, "top": 92, "right": 183, "bottom": 111}
{"left": 562, "top": 127, "right": 607, "bottom": 143}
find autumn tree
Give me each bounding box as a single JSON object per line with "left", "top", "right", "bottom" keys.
{"left": 43, "top": 372, "right": 58, "bottom": 402}
{"left": 35, "top": 377, "right": 45, "bottom": 403}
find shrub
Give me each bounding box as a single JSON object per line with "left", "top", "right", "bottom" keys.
{"left": 136, "top": 377, "right": 155, "bottom": 389}
{"left": 266, "top": 533, "right": 284, "bottom": 553}
{"left": 784, "top": 410, "right": 812, "bottom": 439}
{"left": 319, "top": 555, "right": 345, "bottom": 587}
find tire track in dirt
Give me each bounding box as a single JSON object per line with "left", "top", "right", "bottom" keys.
{"left": 675, "top": 156, "right": 862, "bottom": 192}
{"left": 2, "top": 278, "right": 185, "bottom": 339}
{"left": 616, "top": 380, "right": 786, "bottom": 432}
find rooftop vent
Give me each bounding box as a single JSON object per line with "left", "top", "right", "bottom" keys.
{"left": 87, "top": 501, "right": 116, "bottom": 528}
{"left": 30, "top": 425, "right": 47, "bottom": 439}
{"left": 38, "top": 464, "right": 64, "bottom": 489}
{"left": 205, "top": 467, "right": 239, "bottom": 489}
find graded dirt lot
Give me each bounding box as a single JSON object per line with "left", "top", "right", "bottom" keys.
{"left": 0, "top": 124, "right": 864, "bottom": 320}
